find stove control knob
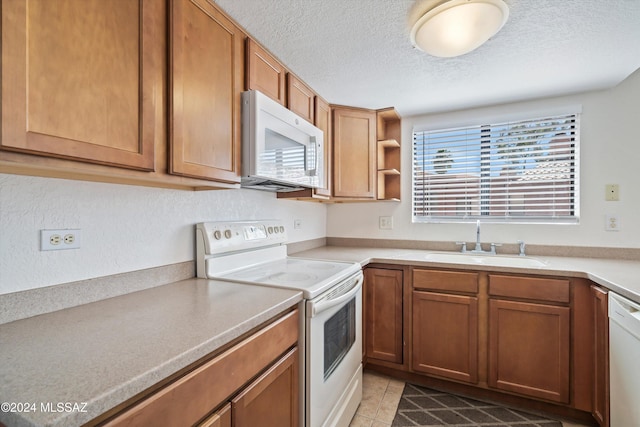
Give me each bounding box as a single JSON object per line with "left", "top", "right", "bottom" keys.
{"left": 213, "top": 230, "right": 222, "bottom": 240}
{"left": 224, "top": 229, "right": 232, "bottom": 239}
{"left": 279, "top": 226, "right": 285, "bottom": 233}
{"left": 268, "top": 226, "right": 273, "bottom": 234}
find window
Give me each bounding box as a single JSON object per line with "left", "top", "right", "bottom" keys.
{"left": 412, "top": 113, "right": 579, "bottom": 223}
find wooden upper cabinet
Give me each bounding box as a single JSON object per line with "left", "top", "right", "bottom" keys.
{"left": 246, "top": 38, "right": 286, "bottom": 105}
{"left": 332, "top": 107, "right": 376, "bottom": 198}
{"left": 287, "top": 74, "right": 315, "bottom": 123}
{"left": 314, "top": 96, "right": 332, "bottom": 198}
{"left": 170, "top": 0, "right": 243, "bottom": 183}
{"left": 376, "top": 108, "right": 401, "bottom": 201}
{"left": 1, "top": 0, "right": 162, "bottom": 171}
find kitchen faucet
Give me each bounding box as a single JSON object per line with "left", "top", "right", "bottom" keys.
{"left": 456, "top": 220, "right": 501, "bottom": 255}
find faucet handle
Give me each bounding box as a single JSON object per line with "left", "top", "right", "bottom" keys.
{"left": 517, "top": 240, "right": 526, "bottom": 256}
{"left": 455, "top": 242, "right": 467, "bottom": 253}
{"left": 490, "top": 243, "right": 502, "bottom": 254}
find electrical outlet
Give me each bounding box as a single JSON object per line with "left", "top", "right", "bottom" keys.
{"left": 605, "top": 215, "right": 620, "bottom": 231}
{"left": 41, "top": 229, "right": 81, "bottom": 251}
{"left": 379, "top": 216, "right": 393, "bottom": 230}
{"left": 294, "top": 219, "right": 302, "bottom": 229}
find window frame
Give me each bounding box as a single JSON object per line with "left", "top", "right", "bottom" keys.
{"left": 412, "top": 110, "right": 581, "bottom": 224}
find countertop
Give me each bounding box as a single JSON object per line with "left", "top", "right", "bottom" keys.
{"left": 292, "top": 246, "right": 640, "bottom": 303}
{"left": 0, "top": 278, "right": 302, "bottom": 427}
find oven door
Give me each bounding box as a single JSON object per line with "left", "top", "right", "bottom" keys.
{"left": 306, "top": 272, "right": 363, "bottom": 427}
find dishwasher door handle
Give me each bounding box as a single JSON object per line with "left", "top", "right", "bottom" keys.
{"left": 609, "top": 292, "right": 640, "bottom": 339}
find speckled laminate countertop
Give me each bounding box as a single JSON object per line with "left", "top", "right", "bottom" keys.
{"left": 292, "top": 246, "right": 640, "bottom": 303}
{"left": 0, "top": 278, "right": 302, "bottom": 427}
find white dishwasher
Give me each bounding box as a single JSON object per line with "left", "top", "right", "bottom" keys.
{"left": 609, "top": 291, "right": 640, "bottom": 426}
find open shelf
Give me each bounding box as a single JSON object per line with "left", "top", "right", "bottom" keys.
{"left": 376, "top": 108, "right": 401, "bottom": 201}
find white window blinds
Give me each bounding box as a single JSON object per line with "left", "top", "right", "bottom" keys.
{"left": 412, "top": 113, "right": 579, "bottom": 223}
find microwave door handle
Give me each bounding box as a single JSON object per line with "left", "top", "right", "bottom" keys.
{"left": 306, "top": 137, "right": 318, "bottom": 176}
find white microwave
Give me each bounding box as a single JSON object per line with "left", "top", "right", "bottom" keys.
{"left": 241, "top": 90, "right": 326, "bottom": 192}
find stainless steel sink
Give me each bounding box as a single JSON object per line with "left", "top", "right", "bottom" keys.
{"left": 420, "top": 252, "right": 548, "bottom": 268}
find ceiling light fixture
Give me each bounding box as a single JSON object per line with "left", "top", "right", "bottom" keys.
{"left": 410, "top": 0, "right": 509, "bottom": 58}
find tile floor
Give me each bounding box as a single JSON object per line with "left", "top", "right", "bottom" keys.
{"left": 349, "top": 372, "right": 406, "bottom": 427}
{"left": 349, "top": 372, "right": 592, "bottom": 427}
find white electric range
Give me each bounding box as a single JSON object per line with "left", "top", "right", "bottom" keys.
{"left": 196, "top": 220, "right": 363, "bottom": 427}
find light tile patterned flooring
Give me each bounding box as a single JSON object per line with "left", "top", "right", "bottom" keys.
{"left": 349, "top": 372, "right": 405, "bottom": 427}
{"left": 349, "top": 372, "right": 591, "bottom": 427}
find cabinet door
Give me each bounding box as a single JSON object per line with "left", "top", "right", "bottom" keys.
{"left": 198, "top": 404, "right": 231, "bottom": 427}
{"left": 364, "top": 268, "right": 403, "bottom": 364}
{"left": 170, "top": 0, "right": 243, "bottom": 183}
{"left": 1, "top": 0, "right": 161, "bottom": 171}
{"left": 246, "top": 38, "right": 286, "bottom": 105}
{"left": 332, "top": 107, "right": 376, "bottom": 198}
{"left": 287, "top": 74, "right": 315, "bottom": 123}
{"left": 412, "top": 291, "right": 479, "bottom": 384}
{"left": 488, "top": 299, "right": 570, "bottom": 403}
{"left": 233, "top": 348, "right": 299, "bottom": 427}
{"left": 314, "top": 96, "right": 332, "bottom": 198}
{"left": 591, "top": 286, "right": 609, "bottom": 427}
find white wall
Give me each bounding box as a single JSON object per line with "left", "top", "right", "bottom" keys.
{"left": 327, "top": 68, "right": 640, "bottom": 249}
{"left": 3, "top": 69, "right": 639, "bottom": 295}
{"left": 0, "top": 176, "right": 326, "bottom": 295}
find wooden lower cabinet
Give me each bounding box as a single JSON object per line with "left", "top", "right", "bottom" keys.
{"left": 412, "top": 291, "right": 479, "bottom": 384}
{"left": 199, "top": 404, "right": 231, "bottom": 427}
{"left": 362, "top": 267, "right": 606, "bottom": 425}
{"left": 488, "top": 299, "right": 570, "bottom": 403}
{"left": 364, "top": 267, "right": 404, "bottom": 364}
{"left": 591, "top": 285, "right": 610, "bottom": 427}
{"left": 99, "top": 309, "right": 299, "bottom": 427}
{"left": 198, "top": 346, "right": 298, "bottom": 427}
{"left": 232, "top": 348, "right": 298, "bottom": 427}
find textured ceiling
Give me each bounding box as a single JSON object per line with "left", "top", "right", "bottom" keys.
{"left": 214, "top": 0, "right": 640, "bottom": 116}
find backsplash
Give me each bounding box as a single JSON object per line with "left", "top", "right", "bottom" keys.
{"left": 0, "top": 173, "right": 327, "bottom": 295}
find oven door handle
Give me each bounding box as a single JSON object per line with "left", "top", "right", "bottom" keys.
{"left": 307, "top": 273, "right": 363, "bottom": 318}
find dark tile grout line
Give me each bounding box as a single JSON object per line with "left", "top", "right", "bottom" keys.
{"left": 392, "top": 383, "right": 563, "bottom": 427}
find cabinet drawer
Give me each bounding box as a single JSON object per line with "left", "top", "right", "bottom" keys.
{"left": 489, "top": 275, "right": 570, "bottom": 303}
{"left": 103, "top": 309, "right": 299, "bottom": 427}
{"left": 413, "top": 269, "right": 478, "bottom": 294}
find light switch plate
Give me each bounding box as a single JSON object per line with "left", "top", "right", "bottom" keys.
{"left": 605, "top": 184, "right": 619, "bottom": 201}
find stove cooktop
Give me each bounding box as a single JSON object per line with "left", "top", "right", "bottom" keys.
{"left": 215, "top": 257, "right": 361, "bottom": 299}
{"left": 196, "top": 220, "right": 362, "bottom": 299}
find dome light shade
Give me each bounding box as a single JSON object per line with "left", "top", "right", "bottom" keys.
{"left": 410, "top": 0, "right": 509, "bottom": 58}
